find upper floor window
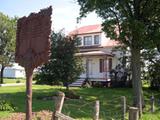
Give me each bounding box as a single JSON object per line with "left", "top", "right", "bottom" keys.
{"left": 84, "top": 36, "right": 92, "bottom": 46}
{"left": 94, "top": 35, "right": 100, "bottom": 45}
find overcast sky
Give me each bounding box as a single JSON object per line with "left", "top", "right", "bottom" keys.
{"left": 0, "top": 0, "right": 102, "bottom": 33}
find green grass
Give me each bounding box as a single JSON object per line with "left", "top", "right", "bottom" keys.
{"left": 0, "top": 85, "right": 160, "bottom": 120}
{"left": 3, "top": 78, "right": 26, "bottom": 84}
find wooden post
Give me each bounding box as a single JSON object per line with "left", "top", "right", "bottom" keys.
{"left": 93, "top": 100, "right": 100, "bottom": 120}
{"left": 25, "top": 68, "right": 34, "bottom": 120}
{"left": 52, "top": 92, "right": 65, "bottom": 120}
{"left": 151, "top": 94, "right": 155, "bottom": 113}
{"left": 121, "top": 96, "right": 126, "bottom": 120}
{"left": 129, "top": 107, "right": 139, "bottom": 120}
{"left": 55, "top": 112, "right": 75, "bottom": 120}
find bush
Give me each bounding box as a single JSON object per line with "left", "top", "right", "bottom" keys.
{"left": 92, "top": 81, "right": 103, "bottom": 88}
{"left": 148, "top": 59, "right": 160, "bottom": 90}
{"left": 16, "top": 80, "right": 21, "bottom": 83}
{"left": 0, "top": 99, "right": 16, "bottom": 111}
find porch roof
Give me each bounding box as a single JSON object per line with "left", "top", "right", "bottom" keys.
{"left": 75, "top": 51, "right": 114, "bottom": 57}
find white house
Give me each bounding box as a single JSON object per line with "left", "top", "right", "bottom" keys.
{"left": 69, "top": 24, "right": 122, "bottom": 86}
{"left": 2, "top": 63, "right": 25, "bottom": 78}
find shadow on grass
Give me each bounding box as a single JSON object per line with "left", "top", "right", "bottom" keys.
{"left": 0, "top": 86, "right": 61, "bottom": 112}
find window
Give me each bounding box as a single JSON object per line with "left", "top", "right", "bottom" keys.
{"left": 108, "top": 58, "right": 112, "bottom": 71}
{"left": 99, "top": 59, "right": 105, "bottom": 73}
{"left": 84, "top": 36, "right": 92, "bottom": 46}
{"left": 94, "top": 35, "right": 100, "bottom": 45}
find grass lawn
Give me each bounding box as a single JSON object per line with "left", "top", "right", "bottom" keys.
{"left": 3, "top": 78, "right": 26, "bottom": 84}
{"left": 0, "top": 85, "right": 160, "bottom": 120}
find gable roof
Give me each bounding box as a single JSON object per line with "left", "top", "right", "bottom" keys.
{"left": 69, "top": 24, "right": 102, "bottom": 35}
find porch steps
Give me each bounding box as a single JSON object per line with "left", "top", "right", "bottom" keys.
{"left": 69, "top": 79, "right": 85, "bottom": 87}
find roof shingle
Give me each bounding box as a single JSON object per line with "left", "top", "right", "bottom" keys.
{"left": 69, "top": 24, "right": 102, "bottom": 35}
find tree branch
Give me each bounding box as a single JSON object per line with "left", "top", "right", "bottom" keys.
{"left": 125, "top": 1, "right": 133, "bottom": 18}
{"left": 118, "top": 0, "right": 131, "bottom": 18}
{"left": 108, "top": 8, "right": 121, "bottom": 36}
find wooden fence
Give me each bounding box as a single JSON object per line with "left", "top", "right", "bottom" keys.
{"left": 52, "top": 92, "right": 158, "bottom": 120}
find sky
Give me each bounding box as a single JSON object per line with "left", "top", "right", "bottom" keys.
{"left": 0, "top": 0, "right": 102, "bottom": 33}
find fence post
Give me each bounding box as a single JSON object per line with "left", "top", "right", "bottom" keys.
{"left": 129, "top": 107, "right": 139, "bottom": 120}
{"left": 121, "top": 96, "right": 126, "bottom": 120}
{"left": 93, "top": 100, "right": 100, "bottom": 120}
{"left": 52, "top": 91, "right": 65, "bottom": 120}
{"left": 151, "top": 94, "right": 155, "bottom": 113}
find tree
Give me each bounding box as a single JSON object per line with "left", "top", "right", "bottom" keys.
{"left": 0, "top": 12, "right": 17, "bottom": 84}
{"left": 77, "top": 0, "right": 160, "bottom": 115}
{"left": 142, "top": 49, "right": 160, "bottom": 90}
{"left": 36, "top": 31, "right": 84, "bottom": 90}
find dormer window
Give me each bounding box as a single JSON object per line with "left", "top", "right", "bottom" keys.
{"left": 77, "top": 34, "right": 101, "bottom": 46}
{"left": 84, "top": 36, "right": 92, "bottom": 46}
{"left": 94, "top": 35, "right": 100, "bottom": 45}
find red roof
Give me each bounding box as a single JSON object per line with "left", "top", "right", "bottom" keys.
{"left": 103, "top": 39, "right": 119, "bottom": 47}
{"left": 69, "top": 24, "right": 102, "bottom": 35}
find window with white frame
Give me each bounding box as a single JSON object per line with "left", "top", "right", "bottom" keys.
{"left": 84, "top": 36, "right": 92, "bottom": 46}
{"left": 94, "top": 35, "right": 100, "bottom": 45}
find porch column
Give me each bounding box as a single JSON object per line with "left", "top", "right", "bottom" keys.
{"left": 104, "top": 57, "right": 108, "bottom": 80}
{"left": 86, "top": 58, "right": 89, "bottom": 79}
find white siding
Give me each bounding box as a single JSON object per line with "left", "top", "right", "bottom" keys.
{"left": 3, "top": 69, "right": 16, "bottom": 78}
{"left": 2, "top": 63, "right": 25, "bottom": 78}
{"left": 15, "top": 69, "right": 25, "bottom": 78}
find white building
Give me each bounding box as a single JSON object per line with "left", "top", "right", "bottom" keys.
{"left": 69, "top": 24, "right": 122, "bottom": 85}
{"left": 2, "top": 63, "right": 25, "bottom": 78}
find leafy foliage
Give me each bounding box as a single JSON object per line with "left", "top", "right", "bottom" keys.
{"left": 148, "top": 60, "right": 160, "bottom": 90}
{"left": 0, "top": 12, "right": 17, "bottom": 83}
{"left": 0, "top": 97, "right": 16, "bottom": 111}
{"left": 36, "top": 31, "right": 84, "bottom": 89}
{"left": 142, "top": 49, "right": 160, "bottom": 90}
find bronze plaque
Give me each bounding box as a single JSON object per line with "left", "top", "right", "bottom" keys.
{"left": 15, "top": 6, "right": 52, "bottom": 68}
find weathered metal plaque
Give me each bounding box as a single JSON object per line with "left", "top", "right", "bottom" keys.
{"left": 15, "top": 6, "right": 52, "bottom": 120}
{"left": 15, "top": 6, "right": 52, "bottom": 68}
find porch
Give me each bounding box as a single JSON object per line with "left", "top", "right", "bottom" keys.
{"left": 71, "top": 50, "right": 117, "bottom": 87}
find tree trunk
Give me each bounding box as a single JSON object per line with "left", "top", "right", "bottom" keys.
{"left": 131, "top": 47, "right": 143, "bottom": 116}
{"left": 0, "top": 65, "right": 5, "bottom": 84}
{"left": 25, "top": 67, "right": 34, "bottom": 120}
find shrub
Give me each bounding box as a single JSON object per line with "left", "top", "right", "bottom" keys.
{"left": 16, "top": 80, "right": 21, "bottom": 83}
{"left": 0, "top": 99, "right": 16, "bottom": 111}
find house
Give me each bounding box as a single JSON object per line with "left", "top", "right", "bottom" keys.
{"left": 1, "top": 63, "right": 25, "bottom": 78}
{"left": 69, "top": 24, "right": 122, "bottom": 86}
